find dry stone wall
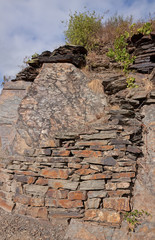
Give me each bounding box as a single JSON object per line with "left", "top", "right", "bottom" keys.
{"left": 0, "top": 45, "right": 155, "bottom": 232}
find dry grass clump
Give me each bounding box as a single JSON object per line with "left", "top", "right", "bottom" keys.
{"left": 96, "top": 13, "right": 155, "bottom": 47}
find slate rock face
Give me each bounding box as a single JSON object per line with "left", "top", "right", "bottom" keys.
{"left": 13, "top": 63, "right": 107, "bottom": 153}
{"left": 0, "top": 81, "right": 32, "bottom": 154}
{"left": 128, "top": 33, "right": 155, "bottom": 73}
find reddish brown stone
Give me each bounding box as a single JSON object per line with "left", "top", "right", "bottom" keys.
{"left": 14, "top": 175, "right": 36, "bottom": 184}
{"left": 81, "top": 172, "right": 112, "bottom": 180}
{"left": 13, "top": 194, "right": 31, "bottom": 205}
{"left": 46, "top": 189, "right": 57, "bottom": 198}
{"left": 68, "top": 191, "right": 87, "bottom": 200}
{"left": 58, "top": 199, "right": 83, "bottom": 208}
{"left": 46, "top": 189, "right": 68, "bottom": 199}
{"left": 57, "top": 189, "right": 69, "bottom": 199}
{"left": 85, "top": 209, "right": 121, "bottom": 223}
{"left": 107, "top": 190, "right": 130, "bottom": 197}
{"left": 45, "top": 198, "right": 57, "bottom": 207}
{"left": 41, "top": 169, "right": 69, "bottom": 179}
{"left": 36, "top": 177, "right": 48, "bottom": 185}
{"left": 27, "top": 207, "right": 47, "bottom": 219}
{"left": 30, "top": 197, "right": 44, "bottom": 207}
{"left": 52, "top": 149, "right": 70, "bottom": 157}
{"left": 112, "top": 172, "right": 135, "bottom": 178}
{"left": 75, "top": 168, "right": 97, "bottom": 175}
{"left": 0, "top": 197, "right": 15, "bottom": 212}
{"left": 103, "top": 197, "right": 130, "bottom": 211}
{"left": 0, "top": 172, "right": 12, "bottom": 181}
{"left": 14, "top": 170, "right": 38, "bottom": 176}
{"left": 72, "top": 150, "right": 102, "bottom": 158}
{"left": 90, "top": 145, "right": 114, "bottom": 151}
{"left": 0, "top": 191, "right": 5, "bottom": 198}
{"left": 68, "top": 162, "right": 81, "bottom": 169}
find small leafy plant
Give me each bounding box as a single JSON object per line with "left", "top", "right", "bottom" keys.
{"left": 107, "top": 34, "right": 135, "bottom": 73}
{"left": 124, "top": 210, "right": 150, "bottom": 232}
{"left": 137, "top": 22, "right": 152, "bottom": 35}
{"left": 126, "top": 76, "right": 138, "bottom": 88}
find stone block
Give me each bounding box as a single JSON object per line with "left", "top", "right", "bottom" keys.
{"left": 52, "top": 149, "right": 70, "bottom": 157}
{"left": 80, "top": 132, "right": 117, "bottom": 140}
{"left": 85, "top": 198, "right": 101, "bottom": 209}
{"left": 46, "top": 189, "right": 68, "bottom": 199}
{"left": 85, "top": 209, "right": 121, "bottom": 223}
{"left": 0, "top": 197, "right": 15, "bottom": 212}
{"left": 48, "top": 179, "right": 79, "bottom": 190}
{"left": 81, "top": 172, "right": 112, "bottom": 180}
{"left": 36, "top": 177, "right": 48, "bottom": 185}
{"left": 80, "top": 180, "right": 105, "bottom": 190}
{"left": 82, "top": 157, "right": 116, "bottom": 166}
{"left": 117, "top": 182, "right": 130, "bottom": 189}
{"left": 75, "top": 168, "right": 97, "bottom": 175}
{"left": 127, "top": 145, "right": 141, "bottom": 154}
{"left": 27, "top": 207, "right": 48, "bottom": 219}
{"left": 13, "top": 194, "right": 30, "bottom": 205}
{"left": 107, "top": 190, "right": 130, "bottom": 197}
{"left": 41, "top": 168, "right": 69, "bottom": 179}
{"left": 24, "top": 184, "right": 48, "bottom": 196}
{"left": 76, "top": 140, "right": 108, "bottom": 146}
{"left": 68, "top": 162, "right": 81, "bottom": 169}
{"left": 57, "top": 199, "right": 83, "bottom": 208}
{"left": 112, "top": 172, "right": 135, "bottom": 179}
{"left": 72, "top": 150, "right": 102, "bottom": 158}
{"left": 90, "top": 164, "right": 103, "bottom": 172}
{"left": 14, "top": 175, "right": 36, "bottom": 184}
{"left": 90, "top": 145, "right": 114, "bottom": 151}
{"left": 68, "top": 191, "right": 87, "bottom": 200}
{"left": 88, "top": 190, "right": 107, "bottom": 198}
{"left": 103, "top": 197, "right": 130, "bottom": 211}
{"left": 30, "top": 197, "right": 44, "bottom": 207}
{"left": 45, "top": 198, "right": 57, "bottom": 207}
{"left": 106, "top": 182, "right": 117, "bottom": 190}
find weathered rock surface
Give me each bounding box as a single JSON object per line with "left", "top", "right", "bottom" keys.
{"left": 0, "top": 42, "right": 155, "bottom": 240}
{"left": 13, "top": 63, "right": 107, "bottom": 154}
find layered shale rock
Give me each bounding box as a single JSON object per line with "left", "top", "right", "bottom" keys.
{"left": 128, "top": 32, "right": 155, "bottom": 73}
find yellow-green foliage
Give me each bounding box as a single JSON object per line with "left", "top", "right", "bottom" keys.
{"left": 107, "top": 34, "right": 135, "bottom": 73}
{"left": 124, "top": 210, "right": 150, "bottom": 232}
{"left": 137, "top": 22, "right": 152, "bottom": 35}
{"left": 64, "top": 10, "right": 103, "bottom": 51}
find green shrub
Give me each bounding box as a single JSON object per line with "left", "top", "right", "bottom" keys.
{"left": 64, "top": 10, "right": 103, "bottom": 50}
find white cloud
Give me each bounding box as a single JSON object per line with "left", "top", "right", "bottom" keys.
{"left": 0, "top": 0, "right": 154, "bottom": 87}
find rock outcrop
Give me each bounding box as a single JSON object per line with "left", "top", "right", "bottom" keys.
{"left": 0, "top": 44, "right": 155, "bottom": 239}
{"left": 129, "top": 32, "right": 155, "bottom": 73}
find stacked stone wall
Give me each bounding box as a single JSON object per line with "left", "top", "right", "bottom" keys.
{"left": 0, "top": 44, "right": 154, "bottom": 229}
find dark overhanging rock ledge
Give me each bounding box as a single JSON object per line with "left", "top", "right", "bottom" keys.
{"left": 29, "top": 45, "right": 87, "bottom": 69}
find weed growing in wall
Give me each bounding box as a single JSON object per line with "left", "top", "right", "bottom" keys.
{"left": 124, "top": 209, "right": 151, "bottom": 232}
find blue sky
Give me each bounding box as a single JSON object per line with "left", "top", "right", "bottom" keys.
{"left": 0, "top": 0, "right": 155, "bottom": 92}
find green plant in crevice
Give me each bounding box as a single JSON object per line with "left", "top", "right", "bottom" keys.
{"left": 124, "top": 209, "right": 151, "bottom": 232}
{"left": 107, "top": 34, "right": 136, "bottom": 73}
{"left": 126, "top": 76, "right": 138, "bottom": 88}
